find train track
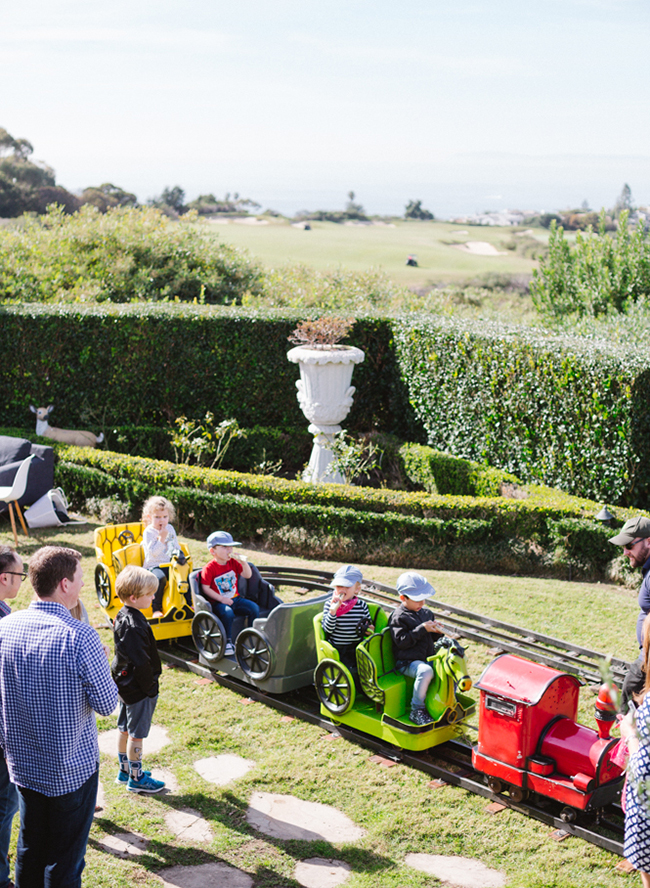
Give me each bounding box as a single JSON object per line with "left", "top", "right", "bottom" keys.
{"left": 160, "top": 643, "right": 625, "bottom": 857}
{"left": 258, "top": 565, "right": 630, "bottom": 686}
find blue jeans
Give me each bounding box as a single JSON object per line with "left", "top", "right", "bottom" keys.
{"left": 16, "top": 764, "right": 98, "bottom": 888}
{"left": 211, "top": 597, "right": 260, "bottom": 640}
{"left": 0, "top": 756, "right": 17, "bottom": 888}
{"left": 396, "top": 660, "right": 433, "bottom": 712}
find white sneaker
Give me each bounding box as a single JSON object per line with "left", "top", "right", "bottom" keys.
{"left": 224, "top": 642, "right": 236, "bottom": 656}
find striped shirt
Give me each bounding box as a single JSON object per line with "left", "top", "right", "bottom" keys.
{"left": 322, "top": 595, "right": 371, "bottom": 648}
{"left": 0, "top": 600, "right": 118, "bottom": 796}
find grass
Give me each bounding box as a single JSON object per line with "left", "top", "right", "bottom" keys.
{"left": 201, "top": 218, "right": 541, "bottom": 289}
{"left": 1, "top": 517, "right": 639, "bottom": 887}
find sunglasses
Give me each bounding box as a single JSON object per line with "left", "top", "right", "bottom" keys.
{"left": 623, "top": 538, "right": 645, "bottom": 552}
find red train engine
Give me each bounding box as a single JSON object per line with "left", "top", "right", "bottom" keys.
{"left": 472, "top": 654, "right": 624, "bottom": 820}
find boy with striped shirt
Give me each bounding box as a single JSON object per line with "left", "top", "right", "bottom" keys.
{"left": 322, "top": 565, "right": 372, "bottom": 675}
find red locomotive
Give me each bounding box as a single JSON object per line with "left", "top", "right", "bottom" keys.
{"left": 472, "top": 654, "right": 624, "bottom": 821}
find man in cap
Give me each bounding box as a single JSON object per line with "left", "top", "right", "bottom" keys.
{"left": 609, "top": 516, "right": 650, "bottom": 712}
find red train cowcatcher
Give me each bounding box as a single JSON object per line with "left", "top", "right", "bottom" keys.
{"left": 472, "top": 654, "right": 624, "bottom": 816}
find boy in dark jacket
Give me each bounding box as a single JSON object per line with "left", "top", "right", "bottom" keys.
{"left": 112, "top": 565, "right": 166, "bottom": 794}
{"left": 388, "top": 571, "right": 445, "bottom": 727}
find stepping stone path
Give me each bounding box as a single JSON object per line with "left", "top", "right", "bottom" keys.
{"left": 405, "top": 853, "right": 507, "bottom": 888}
{"left": 194, "top": 754, "right": 254, "bottom": 786}
{"left": 98, "top": 831, "right": 149, "bottom": 859}
{"left": 246, "top": 792, "right": 366, "bottom": 843}
{"left": 156, "top": 862, "right": 253, "bottom": 888}
{"left": 98, "top": 724, "right": 171, "bottom": 756}
{"left": 295, "top": 858, "right": 351, "bottom": 888}
{"left": 165, "top": 808, "right": 213, "bottom": 844}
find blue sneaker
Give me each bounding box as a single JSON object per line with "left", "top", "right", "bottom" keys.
{"left": 115, "top": 769, "right": 150, "bottom": 785}
{"left": 127, "top": 773, "right": 165, "bottom": 794}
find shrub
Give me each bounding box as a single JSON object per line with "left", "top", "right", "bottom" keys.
{"left": 0, "top": 205, "right": 262, "bottom": 304}
{"left": 399, "top": 443, "right": 519, "bottom": 497}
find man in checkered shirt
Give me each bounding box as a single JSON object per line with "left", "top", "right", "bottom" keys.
{"left": 0, "top": 546, "right": 118, "bottom": 887}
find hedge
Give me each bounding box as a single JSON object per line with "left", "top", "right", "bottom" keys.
{"left": 399, "top": 443, "right": 520, "bottom": 497}
{"left": 0, "top": 303, "right": 421, "bottom": 442}
{"left": 51, "top": 446, "right": 633, "bottom": 581}
{"left": 394, "top": 316, "right": 650, "bottom": 506}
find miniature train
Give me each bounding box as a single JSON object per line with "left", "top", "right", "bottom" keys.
{"left": 94, "top": 523, "right": 626, "bottom": 822}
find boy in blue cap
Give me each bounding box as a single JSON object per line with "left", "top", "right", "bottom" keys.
{"left": 322, "top": 565, "right": 372, "bottom": 675}
{"left": 389, "top": 571, "right": 445, "bottom": 726}
{"left": 200, "top": 531, "right": 259, "bottom": 656}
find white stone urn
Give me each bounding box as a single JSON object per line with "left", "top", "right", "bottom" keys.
{"left": 287, "top": 344, "right": 365, "bottom": 483}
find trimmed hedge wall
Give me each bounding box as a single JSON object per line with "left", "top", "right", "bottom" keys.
{"left": 394, "top": 316, "right": 650, "bottom": 506}
{"left": 0, "top": 304, "right": 422, "bottom": 442}
{"left": 52, "top": 446, "right": 631, "bottom": 580}
{"left": 399, "top": 443, "right": 520, "bottom": 497}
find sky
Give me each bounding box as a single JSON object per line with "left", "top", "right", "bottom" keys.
{"left": 2, "top": 0, "right": 649, "bottom": 218}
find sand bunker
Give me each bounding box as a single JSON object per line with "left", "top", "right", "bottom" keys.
{"left": 247, "top": 792, "right": 366, "bottom": 843}
{"left": 234, "top": 217, "right": 269, "bottom": 225}
{"left": 405, "top": 854, "right": 507, "bottom": 888}
{"left": 452, "top": 241, "right": 506, "bottom": 256}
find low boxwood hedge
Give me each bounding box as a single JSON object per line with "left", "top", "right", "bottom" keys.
{"left": 52, "top": 445, "right": 634, "bottom": 581}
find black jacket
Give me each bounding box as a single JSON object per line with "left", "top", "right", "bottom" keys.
{"left": 111, "top": 606, "right": 161, "bottom": 704}
{"left": 389, "top": 603, "right": 443, "bottom": 664}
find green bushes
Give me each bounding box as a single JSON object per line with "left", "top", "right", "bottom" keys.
{"left": 394, "top": 315, "right": 650, "bottom": 505}
{"left": 0, "top": 206, "right": 262, "bottom": 304}
{"left": 399, "top": 443, "right": 520, "bottom": 496}
{"left": 531, "top": 213, "right": 650, "bottom": 319}
{"left": 53, "top": 446, "right": 628, "bottom": 580}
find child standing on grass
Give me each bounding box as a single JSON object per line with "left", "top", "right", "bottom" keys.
{"left": 199, "top": 531, "right": 259, "bottom": 656}
{"left": 142, "top": 495, "right": 180, "bottom": 617}
{"left": 112, "top": 565, "right": 166, "bottom": 794}
{"left": 389, "top": 571, "right": 445, "bottom": 727}
{"left": 322, "top": 565, "right": 372, "bottom": 675}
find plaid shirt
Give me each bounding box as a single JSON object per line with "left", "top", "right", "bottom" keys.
{"left": 0, "top": 602, "right": 10, "bottom": 619}
{"left": 0, "top": 600, "right": 118, "bottom": 796}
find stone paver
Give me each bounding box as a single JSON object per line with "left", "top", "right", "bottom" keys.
{"left": 94, "top": 780, "right": 106, "bottom": 816}
{"left": 156, "top": 862, "right": 253, "bottom": 887}
{"left": 194, "top": 754, "right": 254, "bottom": 786}
{"left": 152, "top": 767, "right": 178, "bottom": 792}
{"left": 98, "top": 725, "right": 171, "bottom": 756}
{"left": 247, "top": 793, "right": 366, "bottom": 843}
{"left": 405, "top": 854, "right": 507, "bottom": 888}
{"left": 165, "top": 808, "right": 213, "bottom": 844}
{"left": 295, "top": 858, "right": 351, "bottom": 888}
{"left": 98, "top": 832, "right": 149, "bottom": 858}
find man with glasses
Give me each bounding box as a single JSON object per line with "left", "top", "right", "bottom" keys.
{"left": 609, "top": 517, "right": 650, "bottom": 713}
{"left": 0, "top": 546, "right": 23, "bottom": 888}
{"left": 0, "top": 546, "right": 117, "bottom": 887}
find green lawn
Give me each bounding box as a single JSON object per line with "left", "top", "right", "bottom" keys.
{"left": 1, "top": 519, "right": 638, "bottom": 887}
{"left": 202, "top": 218, "right": 541, "bottom": 288}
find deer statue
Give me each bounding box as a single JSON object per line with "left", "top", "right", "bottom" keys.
{"left": 29, "top": 405, "right": 104, "bottom": 448}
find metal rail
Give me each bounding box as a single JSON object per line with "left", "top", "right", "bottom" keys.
{"left": 259, "top": 566, "right": 630, "bottom": 685}
{"left": 160, "top": 645, "right": 625, "bottom": 857}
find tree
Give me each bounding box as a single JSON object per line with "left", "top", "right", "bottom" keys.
{"left": 614, "top": 183, "right": 634, "bottom": 219}
{"left": 148, "top": 185, "right": 187, "bottom": 216}
{"left": 404, "top": 199, "right": 434, "bottom": 221}
{"left": 0, "top": 126, "right": 71, "bottom": 217}
{"left": 80, "top": 183, "right": 137, "bottom": 213}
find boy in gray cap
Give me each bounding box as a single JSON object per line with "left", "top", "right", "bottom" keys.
{"left": 609, "top": 516, "right": 650, "bottom": 712}
{"left": 389, "top": 571, "right": 445, "bottom": 726}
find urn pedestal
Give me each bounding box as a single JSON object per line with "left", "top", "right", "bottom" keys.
{"left": 287, "top": 345, "right": 365, "bottom": 484}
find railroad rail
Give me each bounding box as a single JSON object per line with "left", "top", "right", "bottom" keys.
{"left": 258, "top": 565, "right": 630, "bottom": 686}
{"left": 160, "top": 644, "right": 625, "bottom": 857}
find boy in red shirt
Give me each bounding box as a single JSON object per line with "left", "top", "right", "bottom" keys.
{"left": 199, "top": 531, "right": 260, "bottom": 656}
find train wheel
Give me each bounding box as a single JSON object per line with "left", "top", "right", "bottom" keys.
{"left": 487, "top": 777, "right": 503, "bottom": 794}
{"left": 560, "top": 807, "right": 577, "bottom": 823}
{"left": 314, "top": 660, "right": 356, "bottom": 716}
{"left": 192, "top": 612, "right": 225, "bottom": 663}
{"left": 508, "top": 786, "right": 528, "bottom": 803}
{"left": 95, "top": 564, "right": 113, "bottom": 609}
{"left": 236, "top": 629, "right": 273, "bottom": 681}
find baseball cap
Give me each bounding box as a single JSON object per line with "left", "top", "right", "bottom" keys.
{"left": 396, "top": 571, "right": 436, "bottom": 601}
{"left": 207, "top": 531, "right": 241, "bottom": 548}
{"left": 608, "top": 516, "right": 650, "bottom": 547}
{"left": 330, "top": 565, "right": 363, "bottom": 587}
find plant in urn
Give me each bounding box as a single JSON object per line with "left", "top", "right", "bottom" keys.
{"left": 287, "top": 317, "right": 364, "bottom": 483}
